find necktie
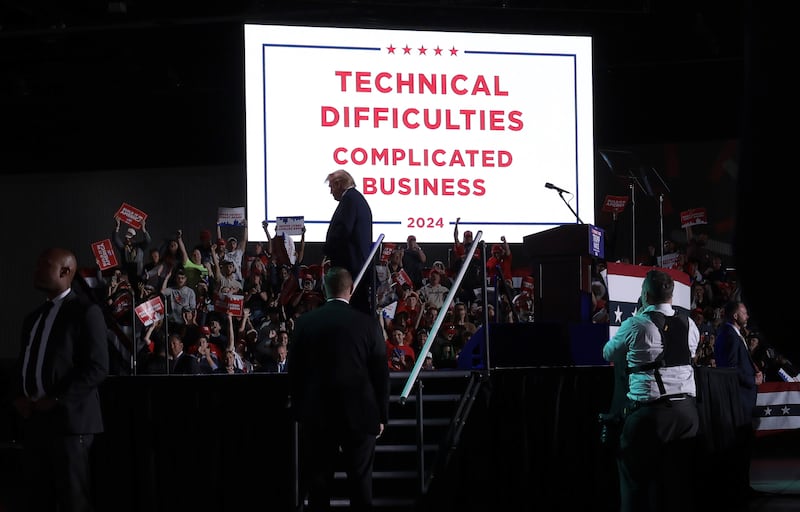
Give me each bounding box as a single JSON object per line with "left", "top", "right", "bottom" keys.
{"left": 25, "top": 301, "right": 54, "bottom": 397}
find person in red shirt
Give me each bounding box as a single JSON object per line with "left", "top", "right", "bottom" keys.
{"left": 486, "top": 236, "right": 512, "bottom": 281}
{"left": 396, "top": 288, "right": 422, "bottom": 329}
{"left": 380, "top": 315, "right": 416, "bottom": 371}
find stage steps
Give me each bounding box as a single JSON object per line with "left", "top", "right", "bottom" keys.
{"left": 305, "top": 369, "right": 483, "bottom": 511}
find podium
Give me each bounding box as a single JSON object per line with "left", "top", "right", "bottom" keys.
{"left": 523, "top": 224, "right": 605, "bottom": 324}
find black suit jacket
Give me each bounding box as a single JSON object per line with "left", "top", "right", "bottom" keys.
{"left": 263, "top": 359, "right": 288, "bottom": 373}
{"left": 15, "top": 290, "right": 109, "bottom": 434}
{"left": 323, "top": 187, "right": 373, "bottom": 277}
{"left": 288, "top": 299, "right": 389, "bottom": 435}
{"left": 170, "top": 352, "right": 200, "bottom": 375}
{"left": 714, "top": 322, "right": 757, "bottom": 422}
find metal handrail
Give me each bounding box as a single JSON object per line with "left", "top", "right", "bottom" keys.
{"left": 353, "top": 233, "right": 385, "bottom": 294}
{"left": 399, "top": 230, "right": 484, "bottom": 403}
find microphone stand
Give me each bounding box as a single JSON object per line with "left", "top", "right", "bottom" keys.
{"left": 630, "top": 182, "right": 636, "bottom": 264}
{"left": 659, "top": 193, "right": 664, "bottom": 264}
{"left": 163, "top": 299, "right": 171, "bottom": 375}
{"left": 553, "top": 189, "right": 583, "bottom": 224}
{"left": 648, "top": 166, "right": 671, "bottom": 263}
{"left": 129, "top": 287, "right": 137, "bottom": 376}
{"left": 619, "top": 170, "right": 646, "bottom": 264}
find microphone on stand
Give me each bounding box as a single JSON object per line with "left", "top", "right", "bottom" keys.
{"left": 545, "top": 182, "right": 583, "bottom": 223}
{"left": 544, "top": 182, "right": 571, "bottom": 194}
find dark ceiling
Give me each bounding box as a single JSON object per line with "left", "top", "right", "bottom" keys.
{"left": 0, "top": 0, "right": 745, "bottom": 173}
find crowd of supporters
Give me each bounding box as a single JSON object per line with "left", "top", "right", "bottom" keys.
{"left": 86, "top": 216, "right": 535, "bottom": 376}
{"left": 83, "top": 216, "right": 796, "bottom": 380}
{"left": 633, "top": 229, "right": 797, "bottom": 381}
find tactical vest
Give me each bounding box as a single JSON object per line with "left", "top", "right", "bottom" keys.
{"left": 626, "top": 311, "right": 692, "bottom": 396}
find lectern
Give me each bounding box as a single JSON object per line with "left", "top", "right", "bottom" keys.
{"left": 523, "top": 224, "right": 605, "bottom": 324}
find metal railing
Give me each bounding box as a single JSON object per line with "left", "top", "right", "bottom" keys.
{"left": 400, "top": 230, "right": 488, "bottom": 403}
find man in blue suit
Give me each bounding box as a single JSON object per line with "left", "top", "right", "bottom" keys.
{"left": 12, "top": 247, "right": 109, "bottom": 511}
{"left": 323, "top": 169, "right": 374, "bottom": 315}
{"left": 714, "top": 300, "right": 763, "bottom": 501}
{"left": 289, "top": 267, "right": 389, "bottom": 511}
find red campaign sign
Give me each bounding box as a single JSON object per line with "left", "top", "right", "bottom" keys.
{"left": 114, "top": 202, "right": 148, "bottom": 230}
{"left": 91, "top": 239, "right": 118, "bottom": 271}
{"left": 601, "top": 195, "right": 629, "bottom": 214}
{"left": 393, "top": 269, "right": 413, "bottom": 288}
{"left": 134, "top": 296, "right": 165, "bottom": 326}
{"left": 680, "top": 207, "right": 707, "bottom": 228}
{"left": 226, "top": 295, "right": 244, "bottom": 317}
{"left": 214, "top": 293, "right": 245, "bottom": 317}
{"left": 380, "top": 243, "right": 396, "bottom": 263}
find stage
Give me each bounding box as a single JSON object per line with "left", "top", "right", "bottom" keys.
{"left": 0, "top": 362, "right": 765, "bottom": 511}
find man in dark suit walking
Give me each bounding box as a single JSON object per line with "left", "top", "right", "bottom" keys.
{"left": 323, "top": 169, "right": 375, "bottom": 315}
{"left": 288, "top": 267, "right": 389, "bottom": 512}
{"left": 12, "top": 247, "right": 109, "bottom": 512}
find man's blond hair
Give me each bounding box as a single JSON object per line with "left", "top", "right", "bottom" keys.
{"left": 325, "top": 169, "right": 355, "bottom": 188}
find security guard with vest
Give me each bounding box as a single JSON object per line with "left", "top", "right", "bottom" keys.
{"left": 603, "top": 269, "right": 700, "bottom": 512}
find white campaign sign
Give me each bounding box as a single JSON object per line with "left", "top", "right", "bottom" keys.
{"left": 245, "top": 24, "right": 595, "bottom": 243}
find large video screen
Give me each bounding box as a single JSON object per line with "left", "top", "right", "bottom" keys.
{"left": 244, "top": 24, "right": 594, "bottom": 244}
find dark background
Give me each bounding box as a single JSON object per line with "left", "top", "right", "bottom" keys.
{"left": 1, "top": 0, "right": 745, "bottom": 173}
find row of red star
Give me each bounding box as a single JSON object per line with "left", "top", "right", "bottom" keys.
{"left": 387, "top": 45, "right": 459, "bottom": 56}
